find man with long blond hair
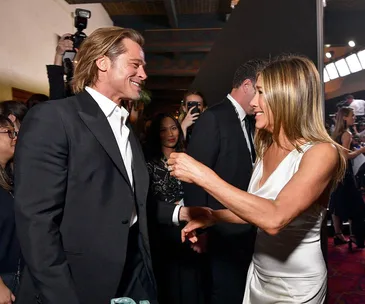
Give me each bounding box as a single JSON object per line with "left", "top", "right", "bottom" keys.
{"left": 13, "top": 26, "right": 176, "bottom": 304}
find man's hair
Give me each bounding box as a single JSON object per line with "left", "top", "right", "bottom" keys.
{"left": 72, "top": 27, "right": 145, "bottom": 93}
{"left": 232, "top": 59, "right": 265, "bottom": 88}
{"left": 346, "top": 94, "right": 354, "bottom": 100}
{"left": 0, "top": 100, "right": 28, "bottom": 123}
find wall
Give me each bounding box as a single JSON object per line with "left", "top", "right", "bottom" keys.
{"left": 325, "top": 69, "right": 365, "bottom": 100}
{"left": 190, "top": 0, "right": 322, "bottom": 106}
{"left": 0, "top": 0, "right": 113, "bottom": 100}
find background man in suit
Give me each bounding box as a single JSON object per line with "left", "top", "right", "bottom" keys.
{"left": 14, "top": 27, "right": 182, "bottom": 304}
{"left": 184, "top": 60, "right": 263, "bottom": 304}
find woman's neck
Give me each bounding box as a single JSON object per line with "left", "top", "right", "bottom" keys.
{"left": 162, "top": 146, "right": 175, "bottom": 159}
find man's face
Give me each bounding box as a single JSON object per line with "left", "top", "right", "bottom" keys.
{"left": 347, "top": 97, "right": 354, "bottom": 105}
{"left": 184, "top": 94, "right": 205, "bottom": 113}
{"left": 104, "top": 38, "right": 147, "bottom": 101}
{"left": 241, "top": 79, "right": 256, "bottom": 115}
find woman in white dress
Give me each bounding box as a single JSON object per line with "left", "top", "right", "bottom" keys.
{"left": 167, "top": 55, "right": 347, "bottom": 303}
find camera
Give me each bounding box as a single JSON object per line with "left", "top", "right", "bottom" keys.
{"left": 187, "top": 101, "right": 201, "bottom": 115}
{"left": 65, "top": 8, "right": 91, "bottom": 52}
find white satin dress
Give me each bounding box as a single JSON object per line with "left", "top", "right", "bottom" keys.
{"left": 242, "top": 143, "right": 327, "bottom": 303}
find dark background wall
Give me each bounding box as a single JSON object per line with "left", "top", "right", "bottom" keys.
{"left": 191, "top": 0, "right": 322, "bottom": 106}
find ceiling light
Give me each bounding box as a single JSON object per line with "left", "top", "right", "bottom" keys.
{"left": 335, "top": 59, "right": 351, "bottom": 77}
{"left": 345, "top": 54, "right": 363, "bottom": 73}
{"left": 325, "top": 51, "right": 334, "bottom": 59}
{"left": 323, "top": 68, "right": 330, "bottom": 83}
{"left": 348, "top": 40, "right": 356, "bottom": 47}
{"left": 357, "top": 50, "right": 365, "bottom": 69}
{"left": 325, "top": 63, "right": 339, "bottom": 80}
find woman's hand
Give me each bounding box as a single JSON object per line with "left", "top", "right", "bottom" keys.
{"left": 181, "top": 107, "right": 200, "bottom": 130}
{"left": 181, "top": 210, "right": 216, "bottom": 244}
{"left": 0, "top": 279, "right": 15, "bottom": 304}
{"left": 167, "top": 152, "right": 207, "bottom": 184}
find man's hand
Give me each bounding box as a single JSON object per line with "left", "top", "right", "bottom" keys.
{"left": 179, "top": 206, "right": 212, "bottom": 222}
{"left": 54, "top": 34, "right": 74, "bottom": 66}
{"left": 0, "top": 279, "right": 15, "bottom": 304}
{"left": 179, "top": 207, "right": 216, "bottom": 244}
{"left": 190, "top": 232, "right": 208, "bottom": 253}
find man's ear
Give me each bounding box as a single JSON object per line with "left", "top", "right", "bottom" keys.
{"left": 95, "top": 56, "right": 110, "bottom": 72}
{"left": 8, "top": 114, "right": 16, "bottom": 124}
{"left": 241, "top": 79, "right": 253, "bottom": 93}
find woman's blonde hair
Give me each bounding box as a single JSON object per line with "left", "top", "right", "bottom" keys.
{"left": 331, "top": 106, "right": 353, "bottom": 143}
{"left": 254, "top": 55, "right": 346, "bottom": 185}
{"left": 72, "top": 27, "right": 144, "bottom": 93}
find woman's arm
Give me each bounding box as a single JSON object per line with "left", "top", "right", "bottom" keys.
{"left": 171, "top": 143, "right": 338, "bottom": 235}
{"left": 341, "top": 131, "right": 365, "bottom": 159}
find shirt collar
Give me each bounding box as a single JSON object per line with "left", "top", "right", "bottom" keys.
{"left": 85, "top": 87, "right": 130, "bottom": 124}
{"left": 227, "top": 94, "right": 247, "bottom": 121}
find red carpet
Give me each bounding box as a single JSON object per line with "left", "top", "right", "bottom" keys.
{"left": 328, "top": 237, "right": 365, "bottom": 303}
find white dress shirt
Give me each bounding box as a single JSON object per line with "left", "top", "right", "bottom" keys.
{"left": 349, "top": 99, "right": 365, "bottom": 116}
{"left": 85, "top": 87, "right": 137, "bottom": 226}
{"left": 227, "top": 94, "right": 254, "bottom": 164}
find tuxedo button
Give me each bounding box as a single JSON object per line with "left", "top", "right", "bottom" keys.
{"left": 122, "top": 219, "right": 129, "bottom": 224}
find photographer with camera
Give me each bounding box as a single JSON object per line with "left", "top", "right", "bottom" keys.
{"left": 179, "top": 90, "right": 206, "bottom": 143}
{"left": 46, "top": 9, "right": 91, "bottom": 100}
{"left": 46, "top": 34, "right": 74, "bottom": 100}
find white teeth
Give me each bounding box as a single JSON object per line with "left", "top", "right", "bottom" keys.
{"left": 130, "top": 81, "right": 140, "bottom": 87}
{"left": 256, "top": 112, "right": 264, "bottom": 116}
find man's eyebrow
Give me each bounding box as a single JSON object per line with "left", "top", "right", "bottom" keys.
{"left": 130, "top": 59, "right": 146, "bottom": 66}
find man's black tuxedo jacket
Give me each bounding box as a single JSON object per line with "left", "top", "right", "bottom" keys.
{"left": 184, "top": 97, "right": 255, "bottom": 246}
{"left": 13, "top": 91, "right": 175, "bottom": 304}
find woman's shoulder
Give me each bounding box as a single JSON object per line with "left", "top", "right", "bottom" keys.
{"left": 301, "top": 142, "right": 339, "bottom": 163}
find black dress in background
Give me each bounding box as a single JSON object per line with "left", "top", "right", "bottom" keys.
{"left": 329, "top": 133, "right": 365, "bottom": 244}
{"left": 147, "top": 158, "right": 209, "bottom": 304}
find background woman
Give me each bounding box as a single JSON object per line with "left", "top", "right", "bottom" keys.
{"left": 0, "top": 115, "right": 22, "bottom": 304}
{"left": 145, "top": 113, "right": 207, "bottom": 304}
{"left": 168, "top": 55, "right": 346, "bottom": 303}
{"left": 330, "top": 106, "right": 365, "bottom": 247}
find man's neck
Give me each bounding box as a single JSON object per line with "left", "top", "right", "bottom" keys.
{"left": 89, "top": 84, "right": 122, "bottom": 106}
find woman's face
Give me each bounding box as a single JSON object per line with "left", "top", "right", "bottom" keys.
{"left": 344, "top": 110, "right": 355, "bottom": 127}
{"left": 184, "top": 94, "right": 205, "bottom": 113}
{"left": 0, "top": 124, "right": 17, "bottom": 162}
{"left": 160, "top": 117, "right": 179, "bottom": 149}
{"left": 250, "top": 75, "right": 274, "bottom": 132}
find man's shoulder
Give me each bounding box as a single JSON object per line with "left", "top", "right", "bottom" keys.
{"left": 26, "top": 94, "right": 81, "bottom": 120}
{"left": 204, "top": 97, "right": 231, "bottom": 114}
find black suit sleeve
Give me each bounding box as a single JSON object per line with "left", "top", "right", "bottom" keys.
{"left": 14, "top": 103, "right": 79, "bottom": 304}
{"left": 184, "top": 110, "right": 220, "bottom": 207}
{"left": 46, "top": 65, "right": 66, "bottom": 100}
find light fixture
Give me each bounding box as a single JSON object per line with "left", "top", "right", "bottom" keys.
{"left": 357, "top": 50, "right": 365, "bottom": 69}
{"left": 345, "top": 54, "right": 363, "bottom": 73}
{"left": 348, "top": 40, "right": 356, "bottom": 47}
{"left": 323, "top": 68, "right": 330, "bottom": 83}
{"left": 325, "top": 51, "right": 334, "bottom": 59}
{"left": 335, "top": 59, "right": 351, "bottom": 77}
{"left": 325, "top": 63, "right": 339, "bottom": 80}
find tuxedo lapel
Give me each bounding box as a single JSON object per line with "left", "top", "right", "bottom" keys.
{"left": 128, "top": 125, "right": 149, "bottom": 205}
{"left": 75, "top": 91, "right": 132, "bottom": 189}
